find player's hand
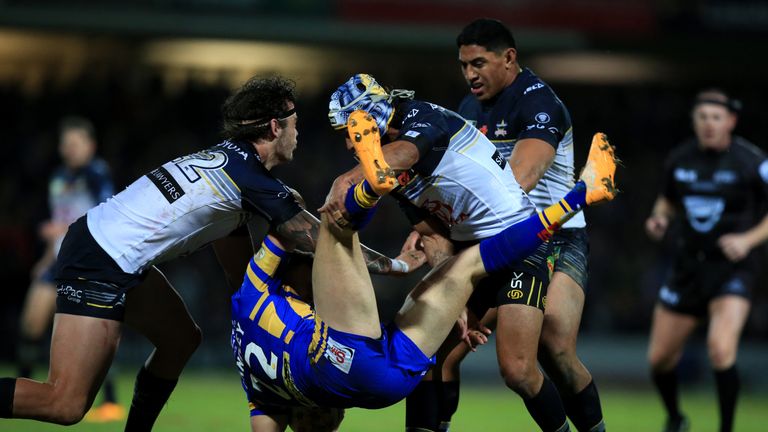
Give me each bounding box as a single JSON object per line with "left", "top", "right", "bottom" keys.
{"left": 319, "top": 173, "right": 357, "bottom": 228}
{"left": 457, "top": 308, "right": 491, "bottom": 352}
{"left": 645, "top": 214, "right": 669, "bottom": 241}
{"left": 390, "top": 248, "right": 427, "bottom": 275}
{"left": 400, "top": 231, "right": 424, "bottom": 254}
{"left": 718, "top": 233, "right": 752, "bottom": 262}
{"left": 39, "top": 220, "right": 68, "bottom": 242}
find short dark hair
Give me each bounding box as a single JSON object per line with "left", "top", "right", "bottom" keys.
{"left": 59, "top": 116, "right": 96, "bottom": 140}
{"left": 456, "top": 18, "right": 516, "bottom": 52}
{"left": 693, "top": 88, "right": 742, "bottom": 113}
{"left": 221, "top": 76, "right": 296, "bottom": 142}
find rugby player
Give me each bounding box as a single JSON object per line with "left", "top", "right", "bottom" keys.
{"left": 321, "top": 74, "right": 616, "bottom": 432}
{"left": 0, "top": 76, "right": 417, "bottom": 430}
{"left": 404, "top": 19, "right": 605, "bottom": 432}
{"left": 16, "top": 116, "right": 125, "bottom": 422}
{"left": 231, "top": 110, "right": 617, "bottom": 431}
{"left": 645, "top": 89, "right": 768, "bottom": 432}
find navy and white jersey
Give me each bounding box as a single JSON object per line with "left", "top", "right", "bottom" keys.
{"left": 458, "top": 68, "right": 585, "bottom": 229}
{"left": 392, "top": 99, "right": 535, "bottom": 241}
{"left": 49, "top": 158, "right": 114, "bottom": 226}
{"left": 87, "top": 140, "right": 302, "bottom": 274}
{"left": 662, "top": 136, "right": 768, "bottom": 257}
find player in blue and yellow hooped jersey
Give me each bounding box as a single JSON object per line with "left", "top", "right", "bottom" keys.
{"left": 230, "top": 111, "right": 618, "bottom": 431}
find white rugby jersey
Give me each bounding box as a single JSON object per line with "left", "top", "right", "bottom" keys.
{"left": 86, "top": 141, "right": 302, "bottom": 274}
{"left": 392, "top": 100, "right": 536, "bottom": 241}
{"left": 458, "top": 68, "right": 585, "bottom": 229}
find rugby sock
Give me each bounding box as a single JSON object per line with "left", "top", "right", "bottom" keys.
{"left": 102, "top": 376, "right": 118, "bottom": 404}
{"left": 125, "top": 366, "right": 178, "bottom": 432}
{"left": 0, "top": 378, "right": 16, "bottom": 418}
{"left": 437, "top": 381, "right": 460, "bottom": 432}
{"left": 523, "top": 376, "right": 570, "bottom": 432}
{"left": 651, "top": 369, "right": 682, "bottom": 420}
{"left": 562, "top": 380, "right": 605, "bottom": 432}
{"left": 479, "top": 182, "right": 586, "bottom": 274}
{"left": 343, "top": 179, "right": 380, "bottom": 230}
{"left": 405, "top": 380, "right": 440, "bottom": 432}
{"left": 714, "top": 365, "right": 739, "bottom": 432}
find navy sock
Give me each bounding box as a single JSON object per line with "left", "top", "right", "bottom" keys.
{"left": 405, "top": 380, "right": 441, "bottom": 432}
{"left": 714, "top": 366, "right": 739, "bottom": 432}
{"left": 523, "top": 376, "right": 570, "bottom": 432}
{"left": 125, "top": 367, "right": 178, "bottom": 432}
{"left": 437, "top": 381, "right": 460, "bottom": 432}
{"left": 652, "top": 369, "right": 682, "bottom": 420}
{"left": 102, "top": 376, "right": 118, "bottom": 404}
{"left": 480, "top": 182, "right": 586, "bottom": 274}
{"left": 562, "top": 380, "right": 605, "bottom": 432}
{"left": 0, "top": 377, "right": 16, "bottom": 418}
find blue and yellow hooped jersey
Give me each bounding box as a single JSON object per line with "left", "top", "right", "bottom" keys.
{"left": 231, "top": 236, "right": 318, "bottom": 409}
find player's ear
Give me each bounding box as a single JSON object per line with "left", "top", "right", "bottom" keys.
{"left": 504, "top": 47, "right": 517, "bottom": 66}
{"left": 270, "top": 118, "right": 282, "bottom": 138}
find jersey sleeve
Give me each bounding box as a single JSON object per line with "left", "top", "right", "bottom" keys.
{"left": 395, "top": 109, "right": 449, "bottom": 160}
{"left": 235, "top": 171, "right": 303, "bottom": 228}
{"left": 248, "top": 236, "right": 287, "bottom": 290}
{"left": 751, "top": 152, "right": 768, "bottom": 207}
{"left": 515, "top": 92, "right": 568, "bottom": 149}
{"left": 84, "top": 159, "right": 115, "bottom": 203}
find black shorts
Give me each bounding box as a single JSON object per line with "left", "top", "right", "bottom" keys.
{"left": 658, "top": 255, "right": 754, "bottom": 317}
{"left": 550, "top": 228, "right": 589, "bottom": 291}
{"left": 54, "top": 216, "right": 145, "bottom": 321}
{"left": 468, "top": 239, "right": 556, "bottom": 315}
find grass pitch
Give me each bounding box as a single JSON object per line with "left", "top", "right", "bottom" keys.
{"left": 1, "top": 368, "right": 766, "bottom": 431}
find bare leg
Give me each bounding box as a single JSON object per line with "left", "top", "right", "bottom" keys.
{"left": 250, "top": 414, "right": 287, "bottom": 432}
{"left": 395, "top": 249, "right": 486, "bottom": 357}
{"left": 124, "top": 267, "right": 202, "bottom": 379}
{"left": 496, "top": 304, "right": 545, "bottom": 398}
{"left": 539, "top": 272, "right": 591, "bottom": 394}
{"left": 13, "top": 313, "right": 121, "bottom": 424}
{"left": 312, "top": 213, "right": 381, "bottom": 338}
{"left": 707, "top": 295, "right": 749, "bottom": 370}
{"left": 19, "top": 281, "right": 57, "bottom": 341}
{"left": 647, "top": 305, "right": 698, "bottom": 372}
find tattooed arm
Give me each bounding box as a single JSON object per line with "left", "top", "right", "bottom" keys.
{"left": 274, "top": 209, "right": 425, "bottom": 275}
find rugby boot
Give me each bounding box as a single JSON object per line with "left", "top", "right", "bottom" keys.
{"left": 579, "top": 132, "right": 619, "bottom": 205}
{"left": 662, "top": 415, "right": 690, "bottom": 432}
{"left": 347, "top": 110, "right": 396, "bottom": 195}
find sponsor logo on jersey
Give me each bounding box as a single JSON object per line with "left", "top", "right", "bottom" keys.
{"left": 146, "top": 166, "right": 185, "bottom": 203}
{"left": 494, "top": 120, "right": 508, "bottom": 137}
{"left": 405, "top": 130, "right": 421, "bottom": 138}
{"left": 325, "top": 337, "right": 355, "bottom": 374}
{"left": 411, "top": 122, "right": 431, "bottom": 129}
{"left": 507, "top": 289, "right": 524, "bottom": 300}
{"left": 759, "top": 160, "right": 768, "bottom": 183}
{"left": 535, "top": 112, "right": 551, "bottom": 123}
{"left": 491, "top": 150, "right": 507, "bottom": 170}
{"left": 405, "top": 109, "right": 419, "bottom": 120}
{"left": 56, "top": 284, "right": 83, "bottom": 303}
{"left": 674, "top": 168, "right": 697, "bottom": 183}
{"left": 713, "top": 170, "right": 737, "bottom": 184}
{"left": 523, "top": 82, "right": 545, "bottom": 95}
{"left": 683, "top": 195, "right": 724, "bottom": 233}
{"left": 421, "top": 199, "right": 469, "bottom": 227}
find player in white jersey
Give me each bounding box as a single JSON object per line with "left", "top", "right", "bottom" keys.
{"left": 403, "top": 19, "right": 603, "bottom": 432}
{"left": 0, "top": 76, "right": 421, "bottom": 430}
{"left": 322, "top": 72, "right": 612, "bottom": 432}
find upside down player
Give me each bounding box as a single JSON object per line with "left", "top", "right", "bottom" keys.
{"left": 645, "top": 89, "right": 768, "bottom": 432}
{"left": 404, "top": 18, "right": 605, "bottom": 432}
{"left": 0, "top": 76, "right": 417, "bottom": 431}
{"left": 320, "top": 74, "right": 616, "bottom": 432}
{"left": 231, "top": 111, "right": 617, "bottom": 431}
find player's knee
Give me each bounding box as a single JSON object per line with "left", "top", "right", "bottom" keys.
{"left": 179, "top": 323, "right": 203, "bottom": 356}
{"left": 707, "top": 339, "right": 736, "bottom": 369}
{"left": 498, "top": 356, "right": 540, "bottom": 396}
{"left": 46, "top": 391, "right": 90, "bottom": 425}
{"left": 647, "top": 347, "right": 679, "bottom": 372}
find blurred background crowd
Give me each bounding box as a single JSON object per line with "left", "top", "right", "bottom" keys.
{"left": 1, "top": 0, "right": 767, "bottom": 387}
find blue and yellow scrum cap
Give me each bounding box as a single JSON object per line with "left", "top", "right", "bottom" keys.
{"left": 328, "top": 74, "right": 414, "bottom": 136}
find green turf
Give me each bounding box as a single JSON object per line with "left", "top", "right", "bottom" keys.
{"left": 2, "top": 368, "right": 766, "bottom": 431}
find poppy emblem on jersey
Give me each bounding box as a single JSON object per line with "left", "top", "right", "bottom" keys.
{"left": 479, "top": 125, "right": 488, "bottom": 135}
{"left": 494, "top": 120, "right": 508, "bottom": 137}
{"left": 324, "top": 337, "right": 355, "bottom": 374}
{"left": 535, "top": 112, "right": 550, "bottom": 123}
